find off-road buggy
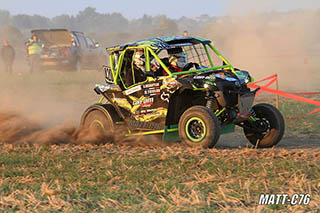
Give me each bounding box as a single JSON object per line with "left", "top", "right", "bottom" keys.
{"left": 80, "top": 36, "right": 285, "bottom": 148}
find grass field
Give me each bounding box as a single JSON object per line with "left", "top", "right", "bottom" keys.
{"left": 0, "top": 70, "right": 319, "bottom": 211}
{"left": 0, "top": 144, "right": 319, "bottom": 211}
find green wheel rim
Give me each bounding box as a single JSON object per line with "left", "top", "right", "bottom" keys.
{"left": 185, "top": 117, "right": 207, "bottom": 142}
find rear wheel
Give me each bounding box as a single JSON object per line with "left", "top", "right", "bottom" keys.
{"left": 79, "top": 104, "right": 120, "bottom": 144}
{"left": 243, "top": 103, "right": 285, "bottom": 148}
{"left": 179, "top": 106, "right": 221, "bottom": 148}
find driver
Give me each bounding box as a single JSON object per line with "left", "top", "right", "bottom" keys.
{"left": 168, "top": 47, "right": 187, "bottom": 72}
{"left": 134, "top": 49, "right": 161, "bottom": 78}
{"left": 153, "top": 47, "right": 189, "bottom": 76}
{"left": 167, "top": 47, "right": 197, "bottom": 72}
{"left": 133, "top": 49, "right": 147, "bottom": 83}
{"left": 134, "top": 49, "right": 146, "bottom": 72}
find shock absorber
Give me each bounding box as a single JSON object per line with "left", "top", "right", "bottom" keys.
{"left": 250, "top": 108, "right": 256, "bottom": 117}
{"left": 206, "top": 91, "right": 214, "bottom": 109}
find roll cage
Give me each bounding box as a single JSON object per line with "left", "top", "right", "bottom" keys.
{"left": 107, "top": 37, "right": 236, "bottom": 90}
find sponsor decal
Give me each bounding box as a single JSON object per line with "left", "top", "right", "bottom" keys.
{"left": 167, "top": 82, "right": 178, "bottom": 87}
{"left": 160, "top": 92, "right": 170, "bottom": 103}
{"left": 161, "top": 78, "right": 180, "bottom": 90}
{"left": 128, "top": 120, "right": 162, "bottom": 130}
{"left": 133, "top": 97, "right": 154, "bottom": 107}
{"left": 143, "top": 82, "right": 161, "bottom": 96}
{"left": 144, "top": 88, "right": 161, "bottom": 96}
{"left": 146, "top": 107, "right": 163, "bottom": 113}
{"left": 193, "top": 76, "right": 216, "bottom": 80}
{"left": 124, "top": 85, "right": 142, "bottom": 95}
{"left": 143, "top": 82, "right": 160, "bottom": 88}
{"left": 137, "top": 107, "right": 164, "bottom": 115}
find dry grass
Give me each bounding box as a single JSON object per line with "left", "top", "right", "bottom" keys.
{"left": 0, "top": 144, "right": 319, "bottom": 211}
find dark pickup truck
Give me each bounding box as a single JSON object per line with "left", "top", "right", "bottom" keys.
{"left": 31, "top": 29, "right": 105, "bottom": 71}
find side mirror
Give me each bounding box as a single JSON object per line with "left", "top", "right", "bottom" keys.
{"left": 103, "top": 66, "right": 114, "bottom": 84}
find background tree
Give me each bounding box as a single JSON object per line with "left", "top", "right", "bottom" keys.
{"left": 52, "top": 15, "right": 75, "bottom": 30}
{"left": 0, "top": 10, "right": 10, "bottom": 28}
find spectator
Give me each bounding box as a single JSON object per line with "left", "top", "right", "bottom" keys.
{"left": 1, "top": 40, "right": 15, "bottom": 74}
{"left": 25, "top": 35, "right": 42, "bottom": 73}
{"left": 183, "top": 30, "right": 189, "bottom": 37}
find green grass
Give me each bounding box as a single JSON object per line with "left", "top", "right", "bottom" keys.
{"left": 0, "top": 145, "right": 319, "bottom": 211}
{"left": 279, "top": 98, "right": 320, "bottom": 137}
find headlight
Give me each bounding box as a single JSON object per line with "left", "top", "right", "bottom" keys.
{"left": 203, "top": 81, "right": 216, "bottom": 90}
{"left": 245, "top": 75, "right": 253, "bottom": 84}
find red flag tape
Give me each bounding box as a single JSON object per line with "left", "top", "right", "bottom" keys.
{"left": 248, "top": 74, "right": 320, "bottom": 119}
{"left": 285, "top": 108, "right": 320, "bottom": 120}
{"left": 291, "top": 92, "right": 320, "bottom": 95}
{"left": 251, "top": 74, "right": 277, "bottom": 84}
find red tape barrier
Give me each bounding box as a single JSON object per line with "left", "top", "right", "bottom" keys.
{"left": 248, "top": 74, "right": 320, "bottom": 119}
{"left": 285, "top": 108, "right": 320, "bottom": 120}
{"left": 292, "top": 92, "right": 320, "bottom": 95}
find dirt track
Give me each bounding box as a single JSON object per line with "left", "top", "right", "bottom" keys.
{"left": 115, "top": 132, "right": 320, "bottom": 151}
{"left": 217, "top": 133, "right": 320, "bottom": 149}
{"left": 0, "top": 109, "right": 319, "bottom": 150}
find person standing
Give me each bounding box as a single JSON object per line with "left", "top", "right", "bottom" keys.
{"left": 25, "top": 35, "right": 42, "bottom": 73}
{"left": 1, "top": 40, "right": 15, "bottom": 74}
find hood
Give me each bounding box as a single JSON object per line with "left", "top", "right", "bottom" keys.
{"left": 31, "top": 29, "right": 74, "bottom": 47}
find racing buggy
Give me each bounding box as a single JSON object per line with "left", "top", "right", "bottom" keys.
{"left": 80, "top": 36, "right": 285, "bottom": 148}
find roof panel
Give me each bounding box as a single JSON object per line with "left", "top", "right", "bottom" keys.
{"left": 107, "top": 36, "right": 211, "bottom": 52}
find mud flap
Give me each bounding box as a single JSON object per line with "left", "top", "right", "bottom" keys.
{"left": 238, "top": 92, "right": 255, "bottom": 117}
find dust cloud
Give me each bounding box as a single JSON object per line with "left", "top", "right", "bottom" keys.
{"left": 0, "top": 109, "right": 125, "bottom": 146}
{"left": 0, "top": 109, "right": 166, "bottom": 147}
{"left": 0, "top": 72, "right": 164, "bottom": 146}
{"left": 0, "top": 71, "right": 103, "bottom": 146}
{"left": 201, "top": 2, "right": 320, "bottom": 91}
{"left": 0, "top": 110, "right": 74, "bottom": 145}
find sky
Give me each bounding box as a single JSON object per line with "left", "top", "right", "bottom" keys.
{"left": 0, "top": 0, "right": 320, "bottom": 19}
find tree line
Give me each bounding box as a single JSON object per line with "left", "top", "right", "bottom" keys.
{"left": 1, "top": 7, "right": 320, "bottom": 61}
{"left": 0, "top": 7, "right": 212, "bottom": 47}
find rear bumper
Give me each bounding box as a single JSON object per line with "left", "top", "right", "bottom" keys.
{"left": 41, "top": 58, "right": 73, "bottom": 68}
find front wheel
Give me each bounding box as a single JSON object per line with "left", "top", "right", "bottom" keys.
{"left": 78, "top": 104, "right": 120, "bottom": 144}
{"left": 179, "top": 106, "right": 221, "bottom": 148}
{"left": 243, "top": 103, "right": 285, "bottom": 148}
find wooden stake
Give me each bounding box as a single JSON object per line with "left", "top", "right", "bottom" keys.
{"left": 275, "top": 75, "right": 280, "bottom": 109}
